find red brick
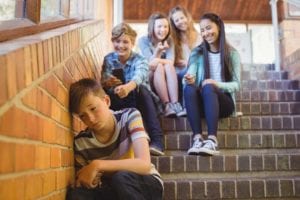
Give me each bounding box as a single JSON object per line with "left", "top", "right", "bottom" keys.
{"left": 0, "top": 176, "right": 25, "bottom": 200}
{"left": 37, "top": 42, "right": 45, "bottom": 76}
{"left": 15, "top": 143, "right": 35, "bottom": 172}
{"left": 22, "top": 88, "right": 38, "bottom": 110}
{"left": 0, "top": 55, "right": 8, "bottom": 106}
{"left": 6, "top": 52, "right": 18, "bottom": 98}
{"left": 43, "top": 119, "right": 56, "bottom": 144}
{"left": 25, "top": 173, "right": 43, "bottom": 199}
{"left": 0, "top": 141, "right": 15, "bottom": 173}
{"left": 50, "top": 147, "right": 61, "bottom": 168}
{"left": 30, "top": 44, "right": 39, "bottom": 81}
{"left": 43, "top": 40, "right": 49, "bottom": 72}
{"left": 48, "top": 39, "right": 53, "bottom": 69}
{"left": 0, "top": 106, "right": 26, "bottom": 138}
{"left": 24, "top": 46, "right": 33, "bottom": 86}
{"left": 42, "top": 171, "right": 56, "bottom": 195}
{"left": 35, "top": 145, "right": 51, "bottom": 169}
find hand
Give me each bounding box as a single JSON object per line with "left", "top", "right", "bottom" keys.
{"left": 75, "top": 160, "right": 99, "bottom": 189}
{"left": 202, "top": 79, "right": 217, "bottom": 87}
{"left": 114, "top": 84, "right": 130, "bottom": 98}
{"left": 102, "top": 76, "right": 122, "bottom": 88}
{"left": 175, "top": 60, "right": 187, "bottom": 68}
{"left": 184, "top": 73, "right": 196, "bottom": 84}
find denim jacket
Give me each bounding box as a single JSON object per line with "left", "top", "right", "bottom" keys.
{"left": 102, "top": 51, "right": 150, "bottom": 89}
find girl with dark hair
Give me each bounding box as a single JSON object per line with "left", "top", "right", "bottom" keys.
{"left": 138, "top": 12, "right": 185, "bottom": 117}
{"left": 183, "top": 13, "right": 241, "bottom": 156}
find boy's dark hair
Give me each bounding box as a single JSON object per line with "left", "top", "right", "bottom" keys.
{"left": 68, "top": 78, "right": 106, "bottom": 114}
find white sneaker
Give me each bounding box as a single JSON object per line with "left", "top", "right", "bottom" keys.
{"left": 187, "top": 138, "right": 203, "bottom": 155}
{"left": 198, "top": 139, "right": 220, "bottom": 156}
{"left": 172, "top": 102, "right": 187, "bottom": 117}
{"left": 164, "top": 102, "right": 176, "bottom": 117}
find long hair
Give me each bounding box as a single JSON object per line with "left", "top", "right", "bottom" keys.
{"left": 147, "top": 12, "right": 171, "bottom": 45}
{"left": 169, "top": 6, "right": 199, "bottom": 63}
{"left": 200, "top": 13, "right": 232, "bottom": 81}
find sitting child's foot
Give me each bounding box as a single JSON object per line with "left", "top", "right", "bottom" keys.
{"left": 198, "top": 139, "right": 220, "bottom": 156}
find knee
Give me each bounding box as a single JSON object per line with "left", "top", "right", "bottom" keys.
{"left": 111, "top": 171, "right": 135, "bottom": 188}
{"left": 202, "top": 84, "right": 216, "bottom": 95}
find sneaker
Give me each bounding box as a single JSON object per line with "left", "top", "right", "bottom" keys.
{"left": 149, "top": 144, "right": 165, "bottom": 156}
{"left": 164, "top": 102, "right": 176, "bottom": 117}
{"left": 172, "top": 102, "right": 187, "bottom": 117}
{"left": 187, "top": 138, "right": 203, "bottom": 155}
{"left": 198, "top": 139, "right": 220, "bottom": 156}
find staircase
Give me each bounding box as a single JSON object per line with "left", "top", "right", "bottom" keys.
{"left": 153, "top": 64, "right": 300, "bottom": 199}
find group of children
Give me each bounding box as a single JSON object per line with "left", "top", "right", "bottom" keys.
{"left": 67, "top": 6, "right": 241, "bottom": 200}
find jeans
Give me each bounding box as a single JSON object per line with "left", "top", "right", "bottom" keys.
{"left": 184, "top": 84, "right": 234, "bottom": 137}
{"left": 176, "top": 66, "right": 188, "bottom": 106}
{"left": 66, "top": 171, "right": 163, "bottom": 200}
{"left": 106, "top": 85, "right": 163, "bottom": 143}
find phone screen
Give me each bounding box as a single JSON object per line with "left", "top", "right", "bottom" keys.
{"left": 112, "top": 68, "right": 125, "bottom": 83}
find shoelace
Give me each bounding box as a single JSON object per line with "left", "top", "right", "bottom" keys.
{"left": 193, "top": 139, "right": 202, "bottom": 148}
{"left": 202, "top": 140, "right": 216, "bottom": 150}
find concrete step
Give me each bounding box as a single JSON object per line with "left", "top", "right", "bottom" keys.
{"left": 162, "top": 176, "right": 300, "bottom": 199}
{"left": 163, "top": 131, "right": 300, "bottom": 151}
{"left": 161, "top": 115, "right": 300, "bottom": 131}
{"left": 236, "top": 89, "right": 300, "bottom": 102}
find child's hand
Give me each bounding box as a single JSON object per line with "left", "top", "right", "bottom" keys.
{"left": 102, "top": 76, "right": 122, "bottom": 88}
{"left": 76, "top": 161, "right": 99, "bottom": 189}
{"left": 114, "top": 84, "right": 130, "bottom": 98}
{"left": 202, "top": 79, "right": 217, "bottom": 87}
{"left": 184, "top": 73, "right": 195, "bottom": 84}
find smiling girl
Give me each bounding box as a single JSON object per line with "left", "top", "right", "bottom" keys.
{"left": 101, "top": 23, "right": 164, "bottom": 156}
{"left": 183, "top": 13, "right": 241, "bottom": 156}
{"left": 138, "top": 12, "right": 185, "bottom": 117}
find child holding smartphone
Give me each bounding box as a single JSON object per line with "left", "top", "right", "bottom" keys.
{"left": 101, "top": 23, "right": 164, "bottom": 156}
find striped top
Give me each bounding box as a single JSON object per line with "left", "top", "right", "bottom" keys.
{"left": 208, "top": 51, "right": 222, "bottom": 82}
{"left": 74, "top": 108, "right": 162, "bottom": 184}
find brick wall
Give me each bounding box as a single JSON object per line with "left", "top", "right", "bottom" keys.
{"left": 280, "top": 19, "right": 300, "bottom": 80}
{"left": 0, "top": 20, "right": 109, "bottom": 199}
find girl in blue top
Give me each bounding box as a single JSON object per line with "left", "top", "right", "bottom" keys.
{"left": 183, "top": 13, "right": 241, "bottom": 156}
{"left": 138, "top": 12, "right": 185, "bottom": 117}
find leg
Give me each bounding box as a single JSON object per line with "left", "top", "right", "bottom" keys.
{"left": 111, "top": 171, "right": 163, "bottom": 200}
{"left": 202, "top": 84, "right": 234, "bottom": 136}
{"left": 136, "top": 85, "right": 164, "bottom": 155}
{"left": 153, "top": 64, "right": 170, "bottom": 103}
{"left": 66, "top": 187, "right": 96, "bottom": 200}
{"left": 184, "top": 84, "right": 204, "bottom": 137}
{"left": 164, "top": 63, "right": 179, "bottom": 103}
{"left": 176, "top": 67, "right": 187, "bottom": 105}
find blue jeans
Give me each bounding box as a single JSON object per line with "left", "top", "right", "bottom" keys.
{"left": 176, "top": 66, "right": 188, "bottom": 106}
{"left": 184, "top": 84, "right": 234, "bottom": 137}
{"left": 66, "top": 171, "right": 163, "bottom": 200}
{"left": 106, "top": 85, "right": 163, "bottom": 143}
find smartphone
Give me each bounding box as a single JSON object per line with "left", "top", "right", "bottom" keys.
{"left": 112, "top": 68, "right": 125, "bottom": 83}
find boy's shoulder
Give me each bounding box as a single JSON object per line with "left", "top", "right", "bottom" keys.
{"left": 74, "top": 128, "right": 92, "bottom": 140}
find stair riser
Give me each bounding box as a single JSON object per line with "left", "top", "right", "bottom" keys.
{"left": 241, "top": 80, "right": 299, "bottom": 90}
{"left": 164, "top": 133, "right": 300, "bottom": 150}
{"left": 151, "top": 154, "right": 300, "bottom": 174}
{"left": 241, "top": 71, "right": 288, "bottom": 80}
{"left": 163, "top": 178, "right": 299, "bottom": 200}
{"left": 236, "top": 90, "right": 300, "bottom": 102}
{"left": 161, "top": 117, "right": 300, "bottom": 131}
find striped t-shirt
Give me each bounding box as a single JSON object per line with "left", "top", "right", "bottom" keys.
{"left": 208, "top": 51, "right": 222, "bottom": 82}
{"left": 74, "top": 108, "right": 162, "bottom": 184}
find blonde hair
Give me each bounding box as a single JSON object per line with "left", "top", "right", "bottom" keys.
{"left": 111, "top": 22, "right": 137, "bottom": 43}
{"left": 169, "top": 6, "right": 199, "bottom": 63}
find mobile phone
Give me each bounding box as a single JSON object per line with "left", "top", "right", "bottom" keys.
{"left": 112, "top": 68, "right": 125, "bottom": 83}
